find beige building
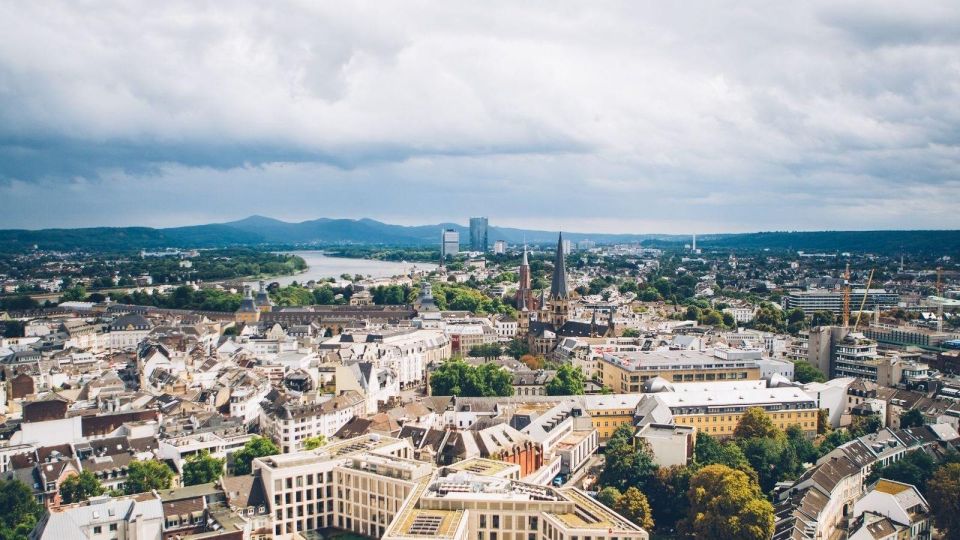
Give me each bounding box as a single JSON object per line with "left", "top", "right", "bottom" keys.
{"left": 637, "top": 379, "right": 820, "bottom": 439}
{"left": 598, "top": 349, "right": 761, "bottom": 393}
{"left": 253, "top": 434, "right": 648, "bottom": 540}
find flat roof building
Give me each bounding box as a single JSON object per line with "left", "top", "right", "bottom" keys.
{"left": 598, "top": 348, "right": 762, "bottom": 393}
{"left": 783, "top": 289, "right": 899, "bottom": 316}
{"left": 252, "top": 434, "right": 648, "bottom": 540}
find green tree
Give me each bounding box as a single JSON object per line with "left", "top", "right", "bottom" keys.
{"left": 694, "top": 432, "right": 754, "bottom": 479}
{"left": 0, "top": 478, "right": 44, "bottom": 539}
{"left": 545, "top": 364, "right": 585, "bottom": 396}
{"left": 734, "top": 407, "right": 780, "bottom": 440}
{"left": 429, "top": 358, "right": 513, "bottom": 397}
{"left": 621, "top": 328, "right": 640, "bottom": 338}
{"left": 899, "top": 409, "right": 925, "bottom": 429}
{"left": 303, "top": 435, "right": 327, "bottom": 450}
{"left": 59, "top": 470, "right": 105, "bottom": 504}
{"left": 613, "top": 487, "right": 654, "bottom": 530}
{"left": 786, "top": 308, "right": 807, "bottom": 334}
{"left": 646, "top": 465, "right": 692, "bottom": 531}
{"left": 850, "top": 414, "right": 883, "bottom": 438}
{"left": 793, "top": 361, "right": 827, "bottom": 383}
{"left": 596, "top": 486, "right": 622, "bottom": 508}
{"left": 751, "top": 303, "right": 785, "bottom": 333}
{"left": 60, "top": 285, "right": 88, "bottom": 302}
{"left": 817, "top": 429, "right": 853, "bottom": 457}
{"left": 786, "top": 424, "right": 818, "bottom": 466}
{"left": 233, "top": 437, "right": 280, "bottom": 475}
{"left": 811, "top": 310, "right": 835, "bottom": 327}
{"left": 0, "top": 296, "right": 41, "bottom": 311}
{"left": 182, "top": 451, "right": 225, "bottom": 486}
{"left": 868, "top": 451, "right": 936, "bottom": 492}
{"left": 467, "top": 343, "right": 502, "bottom": 358}
{"left": 928, "top": 463, "right": 960, "bottom": 538}
{"left": 600, "top": 425, "right": 656, "bottom": 492}
{"left": 741, "top": 436, "right": 796, "bottom": 492}
{"left": 505, "top": 338, "right": 530, "bottom": 359}
{"left": 680, "top": 464, "right": 775, "bottom": 540}
{"left": 125, "top": 460, "right": 174, "bottom": 494}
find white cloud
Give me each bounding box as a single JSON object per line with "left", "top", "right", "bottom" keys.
{"left": 0, "top": 0, "right": 958, "bottom": 231}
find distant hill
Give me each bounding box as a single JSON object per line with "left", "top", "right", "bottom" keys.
{"left": 0, "top": 216, "right": 955, "bottom": 256}
{"left": 650, "top": 230, "right": 960, "bottom": 256}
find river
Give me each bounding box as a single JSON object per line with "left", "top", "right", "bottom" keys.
{"left": 245, "top": 251, "right": 438, "bottom": 287}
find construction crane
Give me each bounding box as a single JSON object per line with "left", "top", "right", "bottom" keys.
{"left": 854, "top": 269, "right": 875, "bottom": 331}
{"left": 937, "top": 267, "right": 944, "bottom": 333}
{"left": 843, "top": 263, "right": 851, "bottom": 328}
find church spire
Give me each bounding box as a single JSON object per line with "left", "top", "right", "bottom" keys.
{"left": 550, "top": 233, "right": 569, "bottom": 300}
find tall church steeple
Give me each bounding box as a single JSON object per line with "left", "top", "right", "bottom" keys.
{"left": 516, "top": 244, "right": 534, "bottom": 310}
{"left": 547, "top": 233, "right": 570, "bottom": 327}
{"left": 550, "top": 233, "right": 570, "bottom": 300}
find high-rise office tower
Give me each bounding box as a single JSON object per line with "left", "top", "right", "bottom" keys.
{"left": 469, "top": 217, "right": 488, "bottom": 251}
{"left": 441, "top": 229, "right": 459, "bottom": 260}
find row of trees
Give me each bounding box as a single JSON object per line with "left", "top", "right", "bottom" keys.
{"left": 598, "top": 424, "right": 775, "bottom": 539}
{"left": 430, "top": 282, "right": 516, "bottom": 316}
{"left": 597, "top": 407, "right": 891, "bottom": 538}
{"left": 429, "top": 358, "right": 514, "bottom": 397}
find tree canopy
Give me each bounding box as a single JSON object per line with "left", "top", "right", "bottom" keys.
{"left": 125, "top": 460, "right": 174, "bottom": 494}
{"left": 0, "top": 478, "right": 44, "bottom": 540}
{"left": 613, "top": 487, "right": 655, "bottom": 530}
{"left": 793, "top": 361, "right": 827, "bottom": 383}
{"left": 928, "top": 463, "right": 960, "bottom": 539}
{"left": 233, "top": 437, "right": 280, "bottom": 475}
{"left": 59, "top": 471, "right": 105, "bottom": 504}
{"left": 600, "top": 425, "right": 657, "bottom": 492}
{"left": 429, "top": 358, "right": 513, "bottom": 397}
{"left": 680, "top": 464, "right": 775, "bottom": 540}
{"left": 734, "top": 407, "right": 780, "bottom": 440}
{"left": 182, "top": 450, "right": 225, "bottom": 486}
{"left": 545, "top": 364, "right": 585, "bottom": 396}
{"left": 900, "top": 408, "right": 925, "bottom": 429}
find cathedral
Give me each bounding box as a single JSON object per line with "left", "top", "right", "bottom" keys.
{"left": 520, "top": 233, "right": 614, "bottom": 355}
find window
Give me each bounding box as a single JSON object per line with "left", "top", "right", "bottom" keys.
{"left": 109, "top": 524, "right": 118, "bottom": 532}
{"left": 93, "top": 526, "right": 102, "bottom": 534}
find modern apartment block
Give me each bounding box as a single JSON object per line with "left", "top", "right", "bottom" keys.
{"left": 783, "top": 289, "right": 899, "bottom": 316}
{"left": 253, "top": 434, "right": 648, "bottom": 540}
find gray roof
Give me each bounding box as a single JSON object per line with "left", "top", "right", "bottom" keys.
{"left": 34, "top": 496, "right": 163, "bottom": 539}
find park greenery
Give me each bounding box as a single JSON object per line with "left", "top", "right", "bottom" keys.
{"left": 429, "top": 358, "right": 513, "bottom": 397}
{"left": 431, "top": 282, "right": 516, "bottom": 316}
{"left": 594, "top": 407, "right": 911, "bottom": 536}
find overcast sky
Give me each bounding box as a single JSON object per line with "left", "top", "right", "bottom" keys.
{"left": 1, "top": 1, "right": 959, "bottom": 233}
